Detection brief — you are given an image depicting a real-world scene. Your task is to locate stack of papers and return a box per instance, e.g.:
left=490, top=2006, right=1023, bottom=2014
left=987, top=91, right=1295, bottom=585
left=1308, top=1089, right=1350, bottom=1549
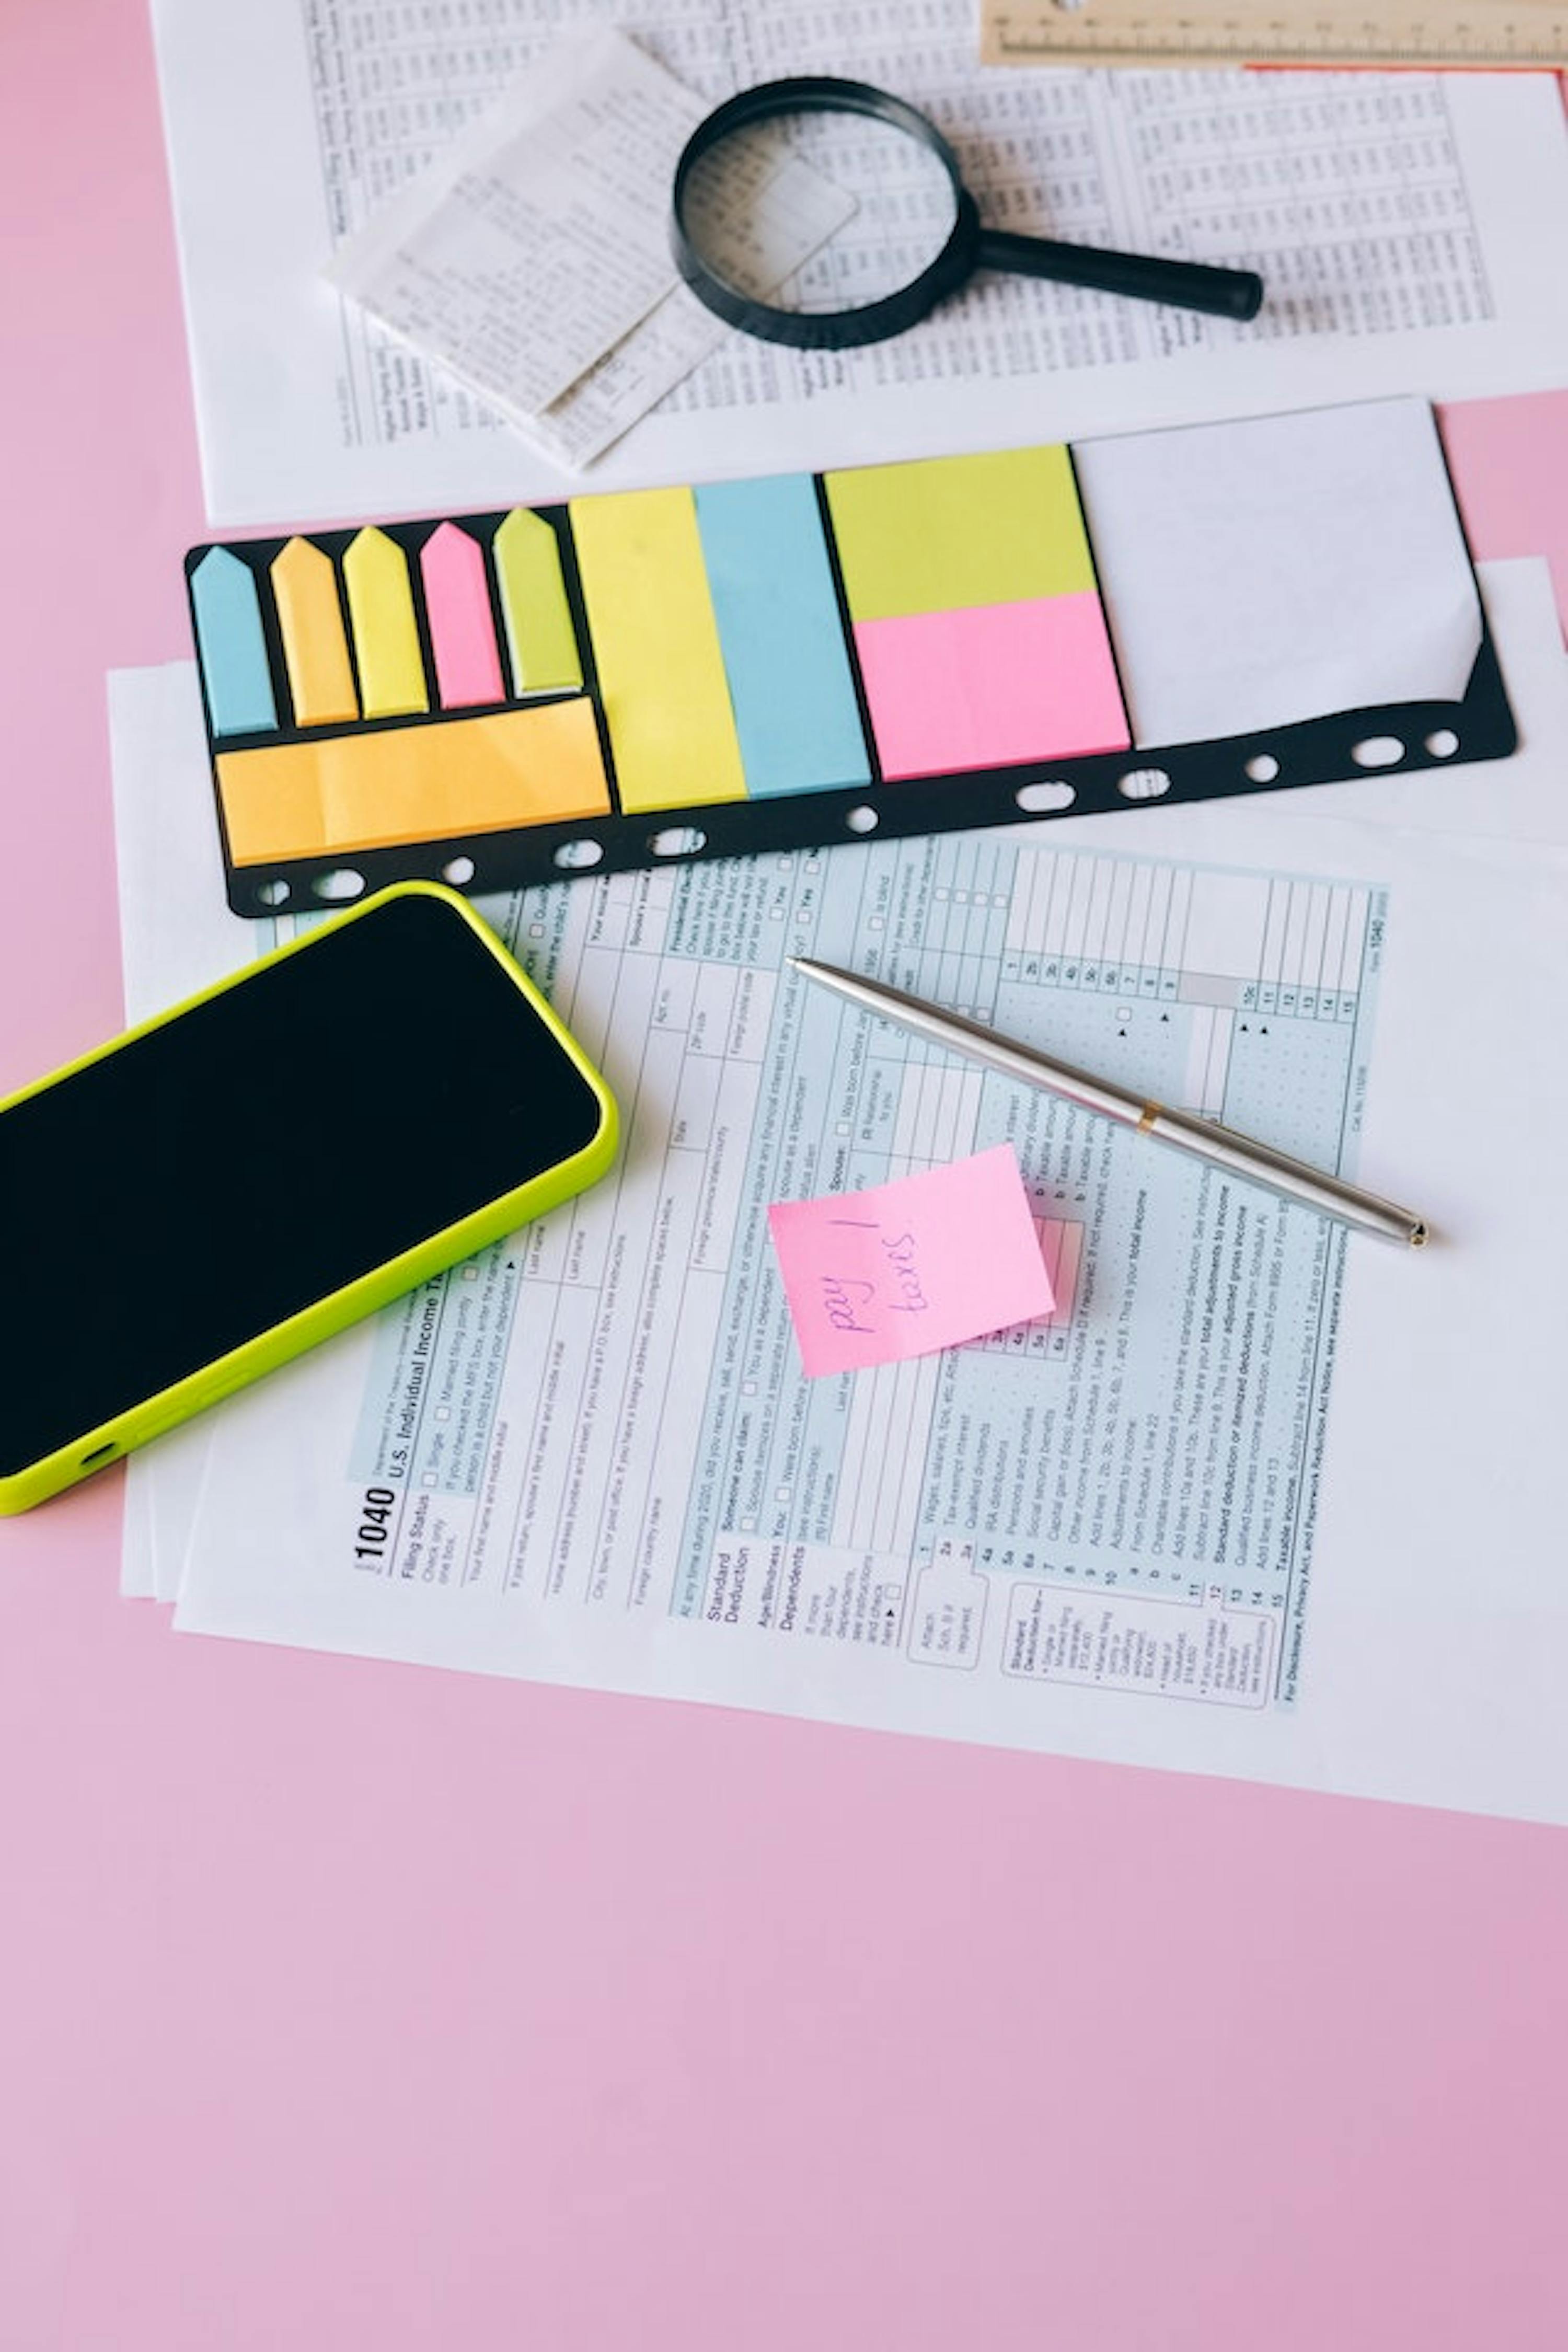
left=112, top=555, right=1568, bottom=1824
left=153, top=0, right=1568, bottom=518
left=113, top=0, right=1568, bottom=1826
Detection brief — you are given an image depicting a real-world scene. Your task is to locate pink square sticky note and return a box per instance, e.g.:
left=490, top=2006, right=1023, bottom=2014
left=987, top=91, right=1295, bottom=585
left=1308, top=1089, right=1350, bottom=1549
left=768, top=1144, right=1055, bottom=1378
left=851, top=593, right=1129, bottom=780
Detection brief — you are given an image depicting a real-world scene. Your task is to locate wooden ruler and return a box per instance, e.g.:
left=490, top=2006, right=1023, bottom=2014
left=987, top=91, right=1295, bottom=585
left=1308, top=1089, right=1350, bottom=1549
left=981, top=0, right=1568, bottom=70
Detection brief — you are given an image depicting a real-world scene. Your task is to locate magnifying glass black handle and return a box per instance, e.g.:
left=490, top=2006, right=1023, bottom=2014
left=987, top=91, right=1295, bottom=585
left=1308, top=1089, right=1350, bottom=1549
left=978, top=229, right=1263, bottom=322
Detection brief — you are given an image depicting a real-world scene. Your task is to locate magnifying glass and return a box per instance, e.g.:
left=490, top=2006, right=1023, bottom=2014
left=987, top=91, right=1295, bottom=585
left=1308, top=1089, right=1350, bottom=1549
left=672, top=77, right=1264, bottom=349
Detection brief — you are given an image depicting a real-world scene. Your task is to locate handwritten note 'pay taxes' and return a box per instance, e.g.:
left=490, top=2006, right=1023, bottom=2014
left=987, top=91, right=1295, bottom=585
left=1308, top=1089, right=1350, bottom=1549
left=767, top=1145, right=1055, bottom=1378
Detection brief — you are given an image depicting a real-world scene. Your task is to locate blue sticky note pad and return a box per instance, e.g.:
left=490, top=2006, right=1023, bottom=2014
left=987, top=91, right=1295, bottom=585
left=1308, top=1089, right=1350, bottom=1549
left=695, top=474, right=872, bottom=799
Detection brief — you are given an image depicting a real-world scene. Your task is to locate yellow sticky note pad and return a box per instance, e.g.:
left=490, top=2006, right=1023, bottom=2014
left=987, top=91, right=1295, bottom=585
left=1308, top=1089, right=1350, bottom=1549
left=217, top=700, right=610, bottom=865
left=570, top=487, right=746, bottom=812
left=824, top=445, right=1096, bottom=621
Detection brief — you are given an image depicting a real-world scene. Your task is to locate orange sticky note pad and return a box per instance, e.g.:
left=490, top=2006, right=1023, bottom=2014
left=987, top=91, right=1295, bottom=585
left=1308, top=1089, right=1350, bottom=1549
left=768, top=1144, right=1055, bottom=1379
left=216, top=699, right=610, bottom=864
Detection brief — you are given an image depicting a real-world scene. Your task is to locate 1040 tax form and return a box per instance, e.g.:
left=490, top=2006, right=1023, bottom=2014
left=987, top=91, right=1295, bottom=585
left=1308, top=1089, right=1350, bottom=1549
left=110, top=583, right=1568, bottom=1824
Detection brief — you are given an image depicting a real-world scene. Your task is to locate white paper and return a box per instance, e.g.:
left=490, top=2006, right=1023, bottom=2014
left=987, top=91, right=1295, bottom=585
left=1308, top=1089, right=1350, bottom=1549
left=326, top=28, right=710, bottom=416
left=324, top=26, right=853, bottom=466
left=1076, top=397, right=1483, bottom=743
left=509, top=152, right=854, bottom=467
left=505, top=282, right=731, bottom=469
left=1210, top=560, right=1568, bottom=844
left=108, top=566, right=1568, bottom=1821
left=151, top=0, right=1568, bottom=523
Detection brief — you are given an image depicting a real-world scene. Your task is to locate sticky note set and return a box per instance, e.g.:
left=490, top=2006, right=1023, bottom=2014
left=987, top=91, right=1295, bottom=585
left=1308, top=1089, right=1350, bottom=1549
left=187, top=397, right=1516, bottom=920
left=768, top=1146, right=1055, bottom=1379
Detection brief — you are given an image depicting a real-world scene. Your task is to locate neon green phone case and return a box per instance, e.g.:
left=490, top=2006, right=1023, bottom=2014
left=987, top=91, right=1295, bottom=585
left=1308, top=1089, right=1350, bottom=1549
left=0, top=883, right=617, bottom=1513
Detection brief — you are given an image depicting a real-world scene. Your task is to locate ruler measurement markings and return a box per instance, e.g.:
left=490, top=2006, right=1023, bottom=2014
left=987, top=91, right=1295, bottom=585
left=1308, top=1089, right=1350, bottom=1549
left=983, top=1, right=1568, bottom=68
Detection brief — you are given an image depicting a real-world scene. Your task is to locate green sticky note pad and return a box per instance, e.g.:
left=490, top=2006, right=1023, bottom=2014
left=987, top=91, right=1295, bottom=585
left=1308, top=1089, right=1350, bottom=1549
left=824, top=444, right=1098, bottom=621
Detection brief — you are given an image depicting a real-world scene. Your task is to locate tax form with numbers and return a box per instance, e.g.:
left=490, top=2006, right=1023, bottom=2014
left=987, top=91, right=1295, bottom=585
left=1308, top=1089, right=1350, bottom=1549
left=348, top=838, right=1375, bottom=1711
left=111, top=618, right=1568, bottom=1824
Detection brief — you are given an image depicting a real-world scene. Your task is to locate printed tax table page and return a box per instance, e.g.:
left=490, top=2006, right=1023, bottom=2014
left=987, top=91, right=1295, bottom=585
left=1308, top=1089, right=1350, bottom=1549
left=152, top=0, right=1568, bottom=521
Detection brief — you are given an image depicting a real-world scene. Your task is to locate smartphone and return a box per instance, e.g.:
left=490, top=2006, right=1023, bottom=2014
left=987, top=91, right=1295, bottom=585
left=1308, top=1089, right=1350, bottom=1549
left=0, top=883, right=616, bottom=1512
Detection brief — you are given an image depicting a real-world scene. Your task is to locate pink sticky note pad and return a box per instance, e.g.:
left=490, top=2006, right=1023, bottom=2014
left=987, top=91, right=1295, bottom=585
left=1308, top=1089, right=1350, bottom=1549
left=852, top=594, right=1129, bottom=780
left=768, top=1144, right=1055, bottom=1378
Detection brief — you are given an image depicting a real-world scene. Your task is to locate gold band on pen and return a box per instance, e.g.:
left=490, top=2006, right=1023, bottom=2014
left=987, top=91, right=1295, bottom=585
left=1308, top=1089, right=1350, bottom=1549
left=1137, top=1101, right=1161, bottom=1134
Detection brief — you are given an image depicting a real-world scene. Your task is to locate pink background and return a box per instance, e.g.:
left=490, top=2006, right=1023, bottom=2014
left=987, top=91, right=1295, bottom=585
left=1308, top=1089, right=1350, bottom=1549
left=3, top=8, right=1567, bottom=2345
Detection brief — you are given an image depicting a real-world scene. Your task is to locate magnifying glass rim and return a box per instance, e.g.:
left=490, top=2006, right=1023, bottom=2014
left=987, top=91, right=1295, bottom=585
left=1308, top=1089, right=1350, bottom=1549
left=671, top=75, right=982, bottom=352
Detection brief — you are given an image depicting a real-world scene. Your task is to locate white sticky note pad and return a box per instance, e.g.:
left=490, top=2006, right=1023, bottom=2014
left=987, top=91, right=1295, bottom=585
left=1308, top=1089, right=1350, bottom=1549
left=1074, top=397, right=1483, bottom=747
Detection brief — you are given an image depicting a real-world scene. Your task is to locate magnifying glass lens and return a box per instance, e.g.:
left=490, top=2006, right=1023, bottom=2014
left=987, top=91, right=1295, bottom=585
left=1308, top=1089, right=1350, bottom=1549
left=677, top=105, right=960, bottom=319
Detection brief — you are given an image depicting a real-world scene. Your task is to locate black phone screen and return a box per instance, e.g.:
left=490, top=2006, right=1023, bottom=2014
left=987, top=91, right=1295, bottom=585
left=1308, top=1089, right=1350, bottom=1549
left=0, top=892, right=604, bottom=1475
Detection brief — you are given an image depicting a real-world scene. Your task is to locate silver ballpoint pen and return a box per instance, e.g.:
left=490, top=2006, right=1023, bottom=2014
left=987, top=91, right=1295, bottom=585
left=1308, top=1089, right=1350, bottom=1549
left=790, top=957, right=1429, bottom=1250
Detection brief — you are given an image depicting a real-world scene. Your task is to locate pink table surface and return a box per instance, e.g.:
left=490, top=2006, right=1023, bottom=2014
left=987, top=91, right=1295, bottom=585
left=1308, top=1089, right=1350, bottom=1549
left=3, top=10, right=1566, bottom=2348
